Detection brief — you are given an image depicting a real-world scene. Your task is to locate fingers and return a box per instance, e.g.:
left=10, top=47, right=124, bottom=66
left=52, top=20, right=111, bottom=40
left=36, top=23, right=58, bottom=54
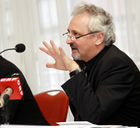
left=42, top=41, right=54, bottom=56
left=39, top=47, right=49, bottom=54
left=59, top=47, right=66, bottom=58
left=42, top=40, right=52, bottom=49
left=50, top=40, right=60, bottom=55
left=39, top=40, right=68, bottom=70
left=46, top=63, right=56, bottom=68
left=40, top=40, right=59, bottom=57
left=39, top=41, right=50, bottom=54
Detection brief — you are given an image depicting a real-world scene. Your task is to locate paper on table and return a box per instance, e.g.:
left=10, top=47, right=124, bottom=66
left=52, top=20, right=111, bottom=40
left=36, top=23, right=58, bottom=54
left=57, top=121, right=132, bottom=128
left=0, top=122, right=97, bottom=128
left=0, top=124, right=97, bottom=128
left=57, top=121, right=94, bottom=125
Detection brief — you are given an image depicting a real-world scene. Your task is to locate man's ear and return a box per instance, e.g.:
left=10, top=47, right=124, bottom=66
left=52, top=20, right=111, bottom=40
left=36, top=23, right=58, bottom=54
left=95, top=32, right=104, bottom=45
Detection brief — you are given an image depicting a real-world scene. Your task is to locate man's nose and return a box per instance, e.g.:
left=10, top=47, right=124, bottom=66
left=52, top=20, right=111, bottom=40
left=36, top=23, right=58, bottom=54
left=66, top=36, right=74, bottom=44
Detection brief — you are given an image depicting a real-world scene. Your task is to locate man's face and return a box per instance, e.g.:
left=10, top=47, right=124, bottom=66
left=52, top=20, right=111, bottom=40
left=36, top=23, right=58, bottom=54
left=66, top=12, right=99, bottom=62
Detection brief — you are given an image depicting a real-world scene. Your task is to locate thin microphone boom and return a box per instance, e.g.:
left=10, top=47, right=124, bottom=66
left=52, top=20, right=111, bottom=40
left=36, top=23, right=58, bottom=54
left=0, top=48, right=15, bottom=54
left=0, top=43, right=26, bottom=54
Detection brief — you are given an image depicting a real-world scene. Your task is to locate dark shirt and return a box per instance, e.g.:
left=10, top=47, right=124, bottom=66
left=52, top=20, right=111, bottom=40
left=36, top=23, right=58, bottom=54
left=0, top=56, right=49, bottom=125
left=62, top=45, right=140, bottom=126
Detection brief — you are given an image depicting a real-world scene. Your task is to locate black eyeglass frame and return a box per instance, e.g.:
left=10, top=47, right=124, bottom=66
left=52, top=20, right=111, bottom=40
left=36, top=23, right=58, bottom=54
left=62, top=31, right=100, bottom=40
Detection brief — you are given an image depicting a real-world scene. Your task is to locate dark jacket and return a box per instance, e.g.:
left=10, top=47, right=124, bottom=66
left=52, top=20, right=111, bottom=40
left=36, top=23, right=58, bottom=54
left=0, top=55, right=49, bottom=125
left=62, top=45, right=140, bottom=126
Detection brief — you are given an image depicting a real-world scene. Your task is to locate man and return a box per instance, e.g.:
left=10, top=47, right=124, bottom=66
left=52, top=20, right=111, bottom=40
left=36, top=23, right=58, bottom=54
left=0, top=55, right=49, bottom=125
left=40, top=2, right=140, bottom=126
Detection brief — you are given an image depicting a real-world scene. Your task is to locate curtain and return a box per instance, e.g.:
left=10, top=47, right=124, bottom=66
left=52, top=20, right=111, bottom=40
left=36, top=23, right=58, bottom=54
left=0, top=0, right=140, bottom=121
left=0, top=0, right=70, bottom=94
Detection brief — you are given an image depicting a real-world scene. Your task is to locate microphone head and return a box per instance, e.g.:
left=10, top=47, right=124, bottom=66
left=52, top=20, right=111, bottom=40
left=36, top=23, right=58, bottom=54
left=15, top=43, right=26, bottom=53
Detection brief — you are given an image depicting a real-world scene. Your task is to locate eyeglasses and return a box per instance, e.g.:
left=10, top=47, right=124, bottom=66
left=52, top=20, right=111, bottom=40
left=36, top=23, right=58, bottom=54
left=62, top=31, right=100, bottom=41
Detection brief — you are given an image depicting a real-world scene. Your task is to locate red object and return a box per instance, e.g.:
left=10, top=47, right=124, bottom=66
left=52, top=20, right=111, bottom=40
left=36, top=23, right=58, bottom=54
left=0, top=77, right=23, bottom=100
left=34, top=90, right=69, bottom=126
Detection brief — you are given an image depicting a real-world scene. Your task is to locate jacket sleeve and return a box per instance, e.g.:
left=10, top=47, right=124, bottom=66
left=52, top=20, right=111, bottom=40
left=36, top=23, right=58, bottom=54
left=62, top=59, right=135, bottom=124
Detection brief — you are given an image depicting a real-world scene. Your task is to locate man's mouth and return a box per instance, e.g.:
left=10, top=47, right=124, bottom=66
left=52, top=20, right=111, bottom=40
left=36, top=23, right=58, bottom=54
left=71, top=47, right=77, bottom=50
left=71, top=47, right=78, bottom=53
left=70, top=44, right=78, bottom=52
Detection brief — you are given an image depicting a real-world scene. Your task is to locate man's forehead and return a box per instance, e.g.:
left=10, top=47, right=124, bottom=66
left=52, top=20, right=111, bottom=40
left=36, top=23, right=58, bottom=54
left=68, top=13, right=91, bottom=32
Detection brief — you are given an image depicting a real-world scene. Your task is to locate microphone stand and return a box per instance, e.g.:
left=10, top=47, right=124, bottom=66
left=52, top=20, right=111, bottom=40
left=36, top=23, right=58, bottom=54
left=0, top=101, right=10, bottom=124
left=0, top=87, right=12, bottom=124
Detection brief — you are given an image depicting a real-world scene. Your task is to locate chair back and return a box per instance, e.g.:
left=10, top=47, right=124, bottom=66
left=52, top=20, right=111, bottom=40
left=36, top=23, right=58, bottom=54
left=34, top=90, right=69, bottom=125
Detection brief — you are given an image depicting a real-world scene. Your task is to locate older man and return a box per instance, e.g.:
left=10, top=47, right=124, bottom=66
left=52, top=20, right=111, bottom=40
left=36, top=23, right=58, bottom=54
left=40, top=2, right=140, bottom=126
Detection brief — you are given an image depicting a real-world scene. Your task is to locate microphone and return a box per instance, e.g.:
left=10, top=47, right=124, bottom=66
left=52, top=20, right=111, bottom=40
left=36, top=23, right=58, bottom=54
left=0, top=43, right=26, bottom=54
left=0, top=77, right=23, bottom=108
left=15, top=44, right=26, bottom=53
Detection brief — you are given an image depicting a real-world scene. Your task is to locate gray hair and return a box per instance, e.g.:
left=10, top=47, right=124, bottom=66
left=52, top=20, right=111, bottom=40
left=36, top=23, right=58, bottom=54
left=72, top=2, right=116, bottom=46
